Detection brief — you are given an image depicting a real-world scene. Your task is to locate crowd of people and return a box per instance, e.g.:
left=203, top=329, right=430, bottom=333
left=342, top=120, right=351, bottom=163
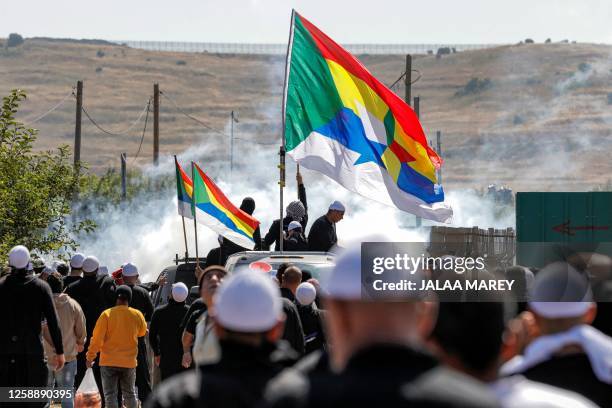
left=1, top=196, right=611, bottom=407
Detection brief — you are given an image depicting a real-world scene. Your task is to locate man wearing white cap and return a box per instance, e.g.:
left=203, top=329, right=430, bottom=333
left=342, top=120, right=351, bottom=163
left=264, top=168, right=309, bottom=251
left=0, top=245, right=66, bottom=402
left=64, top=252, right=85, bottom=287
left=284, top=221, right=308, bottom=251
left=264, top=243, right=497, bottom=407
left=296, top=282, right=326, bottom=355
left=149, top=282, right=190, bottom=380
left=65, top=255, right=116, bottom=398
left=307, top=200, right=345, bottom=252
left=501, top=262, right=612, bottom=406
left=147, top=271, right=298, bottom=408
left=121, top=262, right=154, bottom=403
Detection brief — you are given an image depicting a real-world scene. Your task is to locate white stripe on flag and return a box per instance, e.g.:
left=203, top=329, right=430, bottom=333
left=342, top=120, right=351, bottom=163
left=288, top=132, right=453, bottom=223
left=193, top=205, right=256, bottom=249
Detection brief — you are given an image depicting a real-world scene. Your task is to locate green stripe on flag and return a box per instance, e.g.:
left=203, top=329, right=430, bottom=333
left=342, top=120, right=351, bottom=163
left=285, top=15, right=344, bottom=152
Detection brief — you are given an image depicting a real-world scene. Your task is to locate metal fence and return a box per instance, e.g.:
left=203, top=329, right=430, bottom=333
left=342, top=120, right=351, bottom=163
left=115, top=41, right=504, bottom=55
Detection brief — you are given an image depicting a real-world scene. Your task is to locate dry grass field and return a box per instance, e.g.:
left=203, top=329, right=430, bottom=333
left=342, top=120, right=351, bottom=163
left=1, top=39, right=611, bottom=192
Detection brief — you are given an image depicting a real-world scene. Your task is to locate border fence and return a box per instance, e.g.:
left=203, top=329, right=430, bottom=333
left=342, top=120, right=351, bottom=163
left=116, top=41, right=505, bottom=55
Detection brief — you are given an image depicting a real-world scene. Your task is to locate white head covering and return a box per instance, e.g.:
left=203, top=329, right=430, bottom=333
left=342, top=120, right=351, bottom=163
left=122, top=262, right=138, bottom=277
left=70, top=253, right=86, bottom=269
left=97, top=266, right=109, bottom=276
left=82, top=256, right=100, bottom=273
left=8, top=245, right=30, bottom=269
left=288, top=221, right=302, bottom=231
left=529, top=262, right=593, bottom=318
left=296, top=282, right=317, bottom=305
left=329, top=200, right=346, bottom=212
left=214, top=271, right=282, bottom=332
left=172, top=282, right=189, bottom=302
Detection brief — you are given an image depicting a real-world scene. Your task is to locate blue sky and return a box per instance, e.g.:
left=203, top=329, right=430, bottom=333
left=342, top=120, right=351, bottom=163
left=2, top=0, right=611, bottom=44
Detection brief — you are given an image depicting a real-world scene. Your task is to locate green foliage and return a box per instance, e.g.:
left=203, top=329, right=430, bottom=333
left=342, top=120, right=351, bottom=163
left=7, top=33, right=24, bottom=47
left=0, top=89, right=95, bottom=263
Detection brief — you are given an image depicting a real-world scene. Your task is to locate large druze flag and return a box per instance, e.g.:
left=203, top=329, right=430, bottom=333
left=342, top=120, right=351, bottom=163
left=283, top=12, right=453, bottom=223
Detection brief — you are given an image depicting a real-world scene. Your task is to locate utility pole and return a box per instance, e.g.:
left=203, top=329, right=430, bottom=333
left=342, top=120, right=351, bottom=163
left=405, top=55, right=412, bottom=107
left=230, top=111, right=237, bottom=175
left=414, top=95, right=422, bottom=228
left=74, top=80, right=83, bottom=169
left=153, top=83, right=160, bottom=166
left=121, top=153, right=127, bottom=200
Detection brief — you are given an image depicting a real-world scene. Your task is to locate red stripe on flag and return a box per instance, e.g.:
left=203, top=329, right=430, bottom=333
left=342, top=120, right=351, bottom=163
left=297, top=13, right=441, bottom=168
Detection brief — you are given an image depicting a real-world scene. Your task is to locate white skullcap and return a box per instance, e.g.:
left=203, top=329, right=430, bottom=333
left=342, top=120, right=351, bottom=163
left=8, top=245, right=30, bottom=269
left=329, top=200, right=346, bottom=212
left=97, top=266, right=109, bottom=276
left=172, top=282, right=189, bottom=302
left=82, top=256, right=100, bottom=273
left=288, top=221, right=302, bottom=231
left=70, top=253, right=85, bottom=269
left=42, top=266, right=55, bottom=275
left=529, top=261, right=593, bottom=318
left=214, top=271, right=282, bottom=332
left=122, top=262, right=138, bottom=277
left=324, top=244, right=363, bottom=300
left=296, top=282, right=317, bottom=305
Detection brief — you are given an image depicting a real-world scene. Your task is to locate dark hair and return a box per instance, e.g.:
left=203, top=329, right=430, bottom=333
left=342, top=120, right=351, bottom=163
left=430, top=286, right=506, bottom=372
left=198, top=265, right=227, bottom=287
left=56, top=263, right=69, bottom=276
left=301, top=270, right=312, bottom=282
left=46, top=272, right=64, bottom=294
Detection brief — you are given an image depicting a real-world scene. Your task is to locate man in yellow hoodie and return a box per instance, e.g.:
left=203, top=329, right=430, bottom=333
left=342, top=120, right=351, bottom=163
left=86, top=285, right=147, bottom=408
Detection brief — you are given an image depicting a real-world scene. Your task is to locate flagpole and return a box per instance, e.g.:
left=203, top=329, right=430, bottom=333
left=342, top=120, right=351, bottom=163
left=191, top=162, right=199, bottom=262
left=181, top=215, right=189, bottom=260
left=279, top=9, right=297, bottom=252
left=175, top=155, right=190, bottom=261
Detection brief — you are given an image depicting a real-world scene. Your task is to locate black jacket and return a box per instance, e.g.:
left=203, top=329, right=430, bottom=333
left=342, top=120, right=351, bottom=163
left=65, top=274, right=116, bottom=336
left=127, top=283, right=154, bottom=322
left=204, top=247, right=228, bottom=269
left=146, top=340, right=298, bottom=408
left=264, top=184, right=308, bottom=251
left=149, top=299, right=189, bottom=369
left=264, top=344, right=499, bottom=408
left=522, top=353, right=612, bottom=407
left=180, top=298, right=207, bottom=334
left=298, top=304, right=326, bottom=355
left=222, top=225, right=263, bottom=255
left=284, top=232, right=309, bottom=252
left=0, top=272, right=63, bottom=357
left=281, top=297, right=305, bottom=356
left=307, top=215, right=337, bottom=252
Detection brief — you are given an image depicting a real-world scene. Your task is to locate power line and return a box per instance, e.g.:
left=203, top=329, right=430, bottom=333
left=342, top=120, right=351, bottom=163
left=81, top=99, right=151, bottom=137
left=20, top=89, right=75, bottom=126
left=131, top=98, right=152, bottom=163
left=389, top=69, right=422, bottom=91
left=159, top=90, right=228, bottom=137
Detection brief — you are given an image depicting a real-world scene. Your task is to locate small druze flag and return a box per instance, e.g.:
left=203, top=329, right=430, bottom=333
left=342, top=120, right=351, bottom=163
left=283, top=12, right=452, bottom=223
left=191, top=162, right=260, bottom=249
left=175, top=156, right=194, bottom=219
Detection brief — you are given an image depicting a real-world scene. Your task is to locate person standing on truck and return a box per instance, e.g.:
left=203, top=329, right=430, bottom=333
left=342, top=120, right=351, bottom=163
left=307, top=201, right=345, bottom=252
left=0, top=245, right=65, bottom=407
left=149, top=283, right=190, bottom=381
left=264, top=170, right=308, bottom=250
left=86, top=285, right=147, bottom=408
left=65, top=255, right=115, bottom=400
left=284, top=221, right=309, bottom=251
left=121, top=262, right=154, bottom=404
